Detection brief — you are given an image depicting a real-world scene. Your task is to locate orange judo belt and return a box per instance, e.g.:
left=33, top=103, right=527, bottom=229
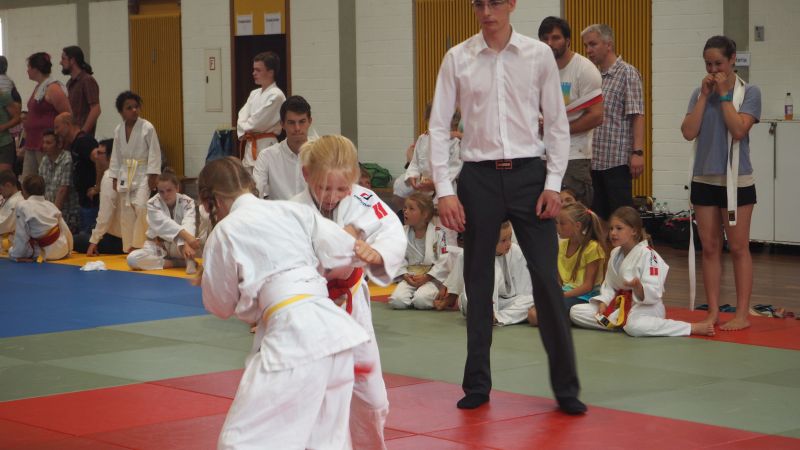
left=595, top=289, right=634, bottom=329
left=239, top=132, right=278, bottom=161
left=30, top=225, right=60, bottom=248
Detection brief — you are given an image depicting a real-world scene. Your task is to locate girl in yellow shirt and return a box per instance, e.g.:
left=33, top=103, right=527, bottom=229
left=528, top=202, right=607, bottom=325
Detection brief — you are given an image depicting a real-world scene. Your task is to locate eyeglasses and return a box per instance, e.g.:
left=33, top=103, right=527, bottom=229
left=471, top=0, right=508, bottom=10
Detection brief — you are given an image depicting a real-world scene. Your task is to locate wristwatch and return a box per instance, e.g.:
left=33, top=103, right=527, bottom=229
left=631, top=149, right=644, bottom=156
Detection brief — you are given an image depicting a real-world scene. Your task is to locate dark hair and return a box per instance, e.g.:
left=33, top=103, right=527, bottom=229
left=704, top=35, right=736, bottom=59
left=538, top=16, right=571, bottom=41
left=280, top=95, right=311, bottom=122
left=0, top=169, right=16, bottom=186
left=198, top=157, right=257, bottom=226
left=115, top=91, right=142, bottom=113
left=99, top=138, right=113, bottom=159
left=22, top=175, right=46, bottom=196
left=63, top=46, right=93, bottom=75
left=158, top=167, right=180, bottom=187
left=42, top=129, right=57, bottom=140
left=253, top=51, right=280, bottom=74
left=0, top=56, right=7, bottom=75
left=27, top=52, right=52, bottom=75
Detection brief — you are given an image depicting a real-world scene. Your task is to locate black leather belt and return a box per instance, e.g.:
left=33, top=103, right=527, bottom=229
left=471, top=157, right=538, bottom=170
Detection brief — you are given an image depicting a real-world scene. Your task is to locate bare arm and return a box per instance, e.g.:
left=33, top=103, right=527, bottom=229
left=681, top=76, right=713, bottom=140
left=82, top=103, right=101, bottom=134
left=0, top=102, right=21, bottom=132
left=45, top=84, right=71, bottom=114
left=55, top=185, right=68, bottom=210
left=569, top=102, right=604, bottom=135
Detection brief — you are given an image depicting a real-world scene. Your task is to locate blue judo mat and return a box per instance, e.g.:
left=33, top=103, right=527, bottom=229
left=0, top=259, right=206, bottom=337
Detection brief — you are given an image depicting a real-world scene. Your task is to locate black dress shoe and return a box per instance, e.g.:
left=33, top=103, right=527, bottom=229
left=557, top=396, right=587, bottom=415
left=457, top=393, right=489, bottom=409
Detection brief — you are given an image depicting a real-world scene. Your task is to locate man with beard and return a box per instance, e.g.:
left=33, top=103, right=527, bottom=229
left=539, top=17, right=603, bottom=207
left=60, top=46, right=101, bottom=136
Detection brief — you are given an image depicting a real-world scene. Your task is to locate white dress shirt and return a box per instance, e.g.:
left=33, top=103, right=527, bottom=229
left=429, top=30, right=570, bottom=197
left=252, top=140, right=307, bottom=200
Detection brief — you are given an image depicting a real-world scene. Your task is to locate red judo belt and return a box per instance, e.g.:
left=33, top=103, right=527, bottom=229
left=327, top=267, right=364, bottom=315
left=239, top=132, right=277, bottom=161
left=596, top=289, right=634, bottom=329
left=30, top=225, right=60, bottom=248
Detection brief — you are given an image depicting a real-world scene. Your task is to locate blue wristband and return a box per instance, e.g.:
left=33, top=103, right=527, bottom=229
left=719, top=93, right=733, bottom=102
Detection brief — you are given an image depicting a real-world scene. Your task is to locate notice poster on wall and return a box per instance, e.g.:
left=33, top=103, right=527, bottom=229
left=236, top=14, right=253, bottom=36
left=264, top=13, right=281, bottom=35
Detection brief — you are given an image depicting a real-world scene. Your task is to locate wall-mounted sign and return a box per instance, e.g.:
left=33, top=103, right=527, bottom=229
left=736, top=52, right=751, bottom=67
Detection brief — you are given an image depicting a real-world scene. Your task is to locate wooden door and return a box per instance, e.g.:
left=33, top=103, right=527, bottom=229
left=129, top=12, right=184, bottom=176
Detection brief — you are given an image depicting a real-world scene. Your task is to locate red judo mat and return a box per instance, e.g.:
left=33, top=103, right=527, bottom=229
left=1, top=371, right=799, bottom=449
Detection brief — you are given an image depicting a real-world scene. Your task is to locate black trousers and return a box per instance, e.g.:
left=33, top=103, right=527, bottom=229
left=590, top=165, right=633, bottom=221
left=72, top=232, right=124, bottom=255
left=458, top=159, right=580, bottom=399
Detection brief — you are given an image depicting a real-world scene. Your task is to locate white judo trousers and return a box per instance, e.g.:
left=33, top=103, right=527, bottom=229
left=9, top=195, right=73, bottom=261
left=569, top=241, right=691, bottom=337
left=454, top=243, right=534, bottom=325
left=292, top=185, right=406, bottom=450
left=110, top=117, right=162, bottom=251
left=202, top=196, right=370, bottom=450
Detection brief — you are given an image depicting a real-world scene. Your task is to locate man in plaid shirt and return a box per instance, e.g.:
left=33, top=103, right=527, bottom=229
left=582, top=24, right=645, bottom=220
left=38, top=129, right=79, bottom=231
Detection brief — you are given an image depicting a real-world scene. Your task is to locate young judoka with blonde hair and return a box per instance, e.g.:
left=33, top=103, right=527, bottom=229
left=198, top=157, right=381, bottom=449
left=126, top=168, right=199, bottom=273
left=292, top=134, right=406, bottom=450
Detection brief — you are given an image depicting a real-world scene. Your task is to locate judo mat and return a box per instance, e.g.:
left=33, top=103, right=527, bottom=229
left=1, top=258, right=800, bottom=449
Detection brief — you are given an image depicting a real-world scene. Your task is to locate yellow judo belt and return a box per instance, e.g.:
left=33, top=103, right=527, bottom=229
left=261, top=294, right=313, bottom=323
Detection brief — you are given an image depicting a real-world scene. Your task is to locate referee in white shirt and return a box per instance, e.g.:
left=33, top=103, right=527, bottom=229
left=429, top=0, right=585, bottom=415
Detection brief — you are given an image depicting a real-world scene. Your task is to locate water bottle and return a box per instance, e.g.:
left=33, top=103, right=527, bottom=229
left=654, top=202, right=662, bottom=214
left=663, top=201, right=670, bottom=214
left=786, top=93, right=794, bottom=120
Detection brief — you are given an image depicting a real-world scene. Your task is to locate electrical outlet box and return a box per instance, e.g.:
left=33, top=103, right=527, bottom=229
left=755, top=25, right=765, bottom=41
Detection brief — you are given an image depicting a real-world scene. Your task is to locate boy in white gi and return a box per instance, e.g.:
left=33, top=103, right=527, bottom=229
left=388, top=192, right=450, bottom=310
left=127, top=168, right=199, bottom=273
left=570, top=207, right=715, bottom=337
left=237, top=51, right=285, bottom=172
left=109, top=91, right=161, bottom=252
left=292, top=135, right=406, bottom=450
left=0, top=169, right=23, bottom=251
left=198, top=157, right=375, bottom=450
left=9, top=175, right=73, bottom=261
left=252, top=95, right=311, bottom=200
left=441, top=221, right=535, bottom=325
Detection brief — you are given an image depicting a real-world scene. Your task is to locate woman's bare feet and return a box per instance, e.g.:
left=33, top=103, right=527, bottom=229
left=699, top=311, right=719, bottom=327
left=720, top=316, right=750, bottom=331
left=690, top=321, right=715, bottom=336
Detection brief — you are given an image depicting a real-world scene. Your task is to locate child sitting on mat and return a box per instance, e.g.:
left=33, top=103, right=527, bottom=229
left=9, top=174, right=73, bottom=261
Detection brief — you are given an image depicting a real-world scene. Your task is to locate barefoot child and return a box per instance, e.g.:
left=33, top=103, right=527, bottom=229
left=528, top=203, right=606, bottom=326
left=293, top=135, right=406, bottom=450
left=388, top=192, right=450, bottom=310
left=199, top=157, right=373, bottom=449
left=127, top=168, right=199, bottom=273
left=569, top=206, right=715, bottom=337
left=9, top=175, right=73, bottom=261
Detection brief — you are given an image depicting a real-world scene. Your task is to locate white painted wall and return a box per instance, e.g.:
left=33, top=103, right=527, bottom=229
left=512, top=0, right=561, bottom=37
left=651, top=0, right=724, bottom=210
left=354, top=0, right=414, bottom=175
left=181, top=0, right=233, bottom=177
left=0, top=4, right=77, bottom=103
left=89, top=0, right=130, bottom=140
left=749, top=0, right=800, bottom=120
left=290, top=0, right=341, bottom=136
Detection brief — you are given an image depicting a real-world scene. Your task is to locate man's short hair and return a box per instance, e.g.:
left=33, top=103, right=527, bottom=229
left=538, top=16, right=571, bottom=41
left=280, top=95, right=311, bottom=122
left=0, top=56, right=8, bottom=75
left=0, top=169, right=16, bottom=186
left=253, top=51, right=280, bottom=74
left=581, top=23, right=614, bottom=45
left=22, top=175, right=46, bottom=196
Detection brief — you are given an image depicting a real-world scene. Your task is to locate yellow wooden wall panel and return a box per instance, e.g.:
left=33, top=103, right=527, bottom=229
left=130, top=12, right=184, bottom=176
left=414, top=0, right=478, bottom=135
left=565, top=0, right=653, bottom=197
